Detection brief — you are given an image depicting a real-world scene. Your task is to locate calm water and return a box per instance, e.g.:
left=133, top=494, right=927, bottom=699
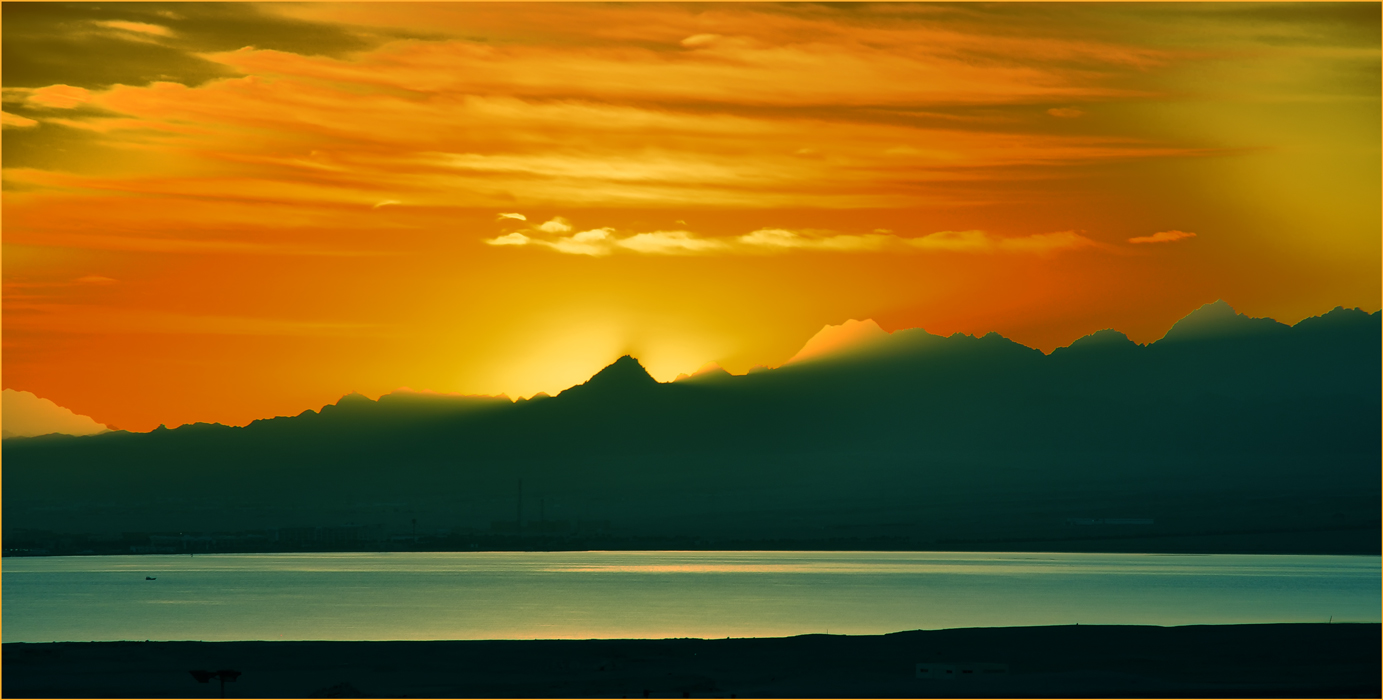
left=2, top=551, right=1378, bottom=642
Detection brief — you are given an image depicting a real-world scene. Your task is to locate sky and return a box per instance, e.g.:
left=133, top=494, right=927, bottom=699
left=2, top=2, right=1379, bottom=432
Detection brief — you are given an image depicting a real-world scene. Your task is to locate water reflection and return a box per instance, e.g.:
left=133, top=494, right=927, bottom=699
left=3, top=551, right=1378, bottom=642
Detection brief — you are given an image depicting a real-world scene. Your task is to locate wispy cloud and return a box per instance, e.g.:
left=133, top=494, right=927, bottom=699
left=3, top=302, right=381, bottom=337
left=2, top=111, right=39, bottom=128
left=1128, top=230, right=1196, bottom=244
left=487, top=232, right=531, bottom=247
left=0, top=220, right=396, bottom=257
left=91, top=19, right=175, bottom=39
left=486, top=220, right=1101, bottom=257
left=0, top=7, right=1215, bottom=212
left=618, top=230, right=731, bottom=255
left=25, top=85, right=93, bottom=109
left=992, top=230, right=1100, bottom=254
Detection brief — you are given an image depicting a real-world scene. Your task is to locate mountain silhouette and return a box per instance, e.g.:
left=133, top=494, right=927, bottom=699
left=675, top=362, right=734, bottom=383
left=1160, top=299, right=1289, bottom=342
left=559, top=354, right=659, bottom=397
left=784, top=318, right=891, bottom=365
left=1057, top=328, right=1138, bottom=352
left=4, top=303, right=1378, bottom=555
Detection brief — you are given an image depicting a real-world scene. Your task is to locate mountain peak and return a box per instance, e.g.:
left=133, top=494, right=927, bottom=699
left=1160, top=300, right=1289, bottom=343
left=785, top=318, right=890, bottom=365
left=337, top=391, right=373, bottom=405
left=1187, top=299, right=1237, bottom=322
left=676, top=361, right=734, bottom=383
left=692, top=361, right=724, bottom=376
left=1066, top=328, right=1137, bottom=350
left=581, top=355, right=659, bottom=390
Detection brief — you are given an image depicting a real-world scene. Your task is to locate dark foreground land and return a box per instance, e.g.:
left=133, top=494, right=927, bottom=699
left=4, top=623, right=1378, bottom=698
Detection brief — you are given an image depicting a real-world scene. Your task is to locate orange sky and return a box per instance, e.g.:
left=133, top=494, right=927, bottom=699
left=3, top=3, right=1379, bottom=431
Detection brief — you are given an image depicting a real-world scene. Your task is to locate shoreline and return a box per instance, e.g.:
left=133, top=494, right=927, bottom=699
left=6, top=521, right=1379, bottom=558
left=5, top=623, right=1379, bottom=698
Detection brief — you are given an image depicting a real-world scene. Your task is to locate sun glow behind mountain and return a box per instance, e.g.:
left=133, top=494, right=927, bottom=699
left=784, top=319, right=892, bottom=365
left=1, top=3, right=1378, bottom=431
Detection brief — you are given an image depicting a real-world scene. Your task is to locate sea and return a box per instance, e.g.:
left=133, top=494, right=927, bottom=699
left=2, top=551, right=1378, bottom=642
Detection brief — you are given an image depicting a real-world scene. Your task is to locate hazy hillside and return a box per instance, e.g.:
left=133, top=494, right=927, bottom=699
left=4, top=302, right=1378, bottom=555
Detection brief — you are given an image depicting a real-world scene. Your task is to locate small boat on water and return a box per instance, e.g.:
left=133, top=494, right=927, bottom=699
left=145, top=576, right=156, bottom=580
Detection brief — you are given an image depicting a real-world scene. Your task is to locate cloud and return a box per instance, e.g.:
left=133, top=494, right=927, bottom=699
left=620, top=230, right=729, bottom=255
left=26, top=85, right=93, bottom=109
left=2, top=111, right=39, bottom=128
left=680, top=34, right=722, bottom=48
left=486, top=227, right=625, bottom=256
left=1047, top=107, right=1084, bottom=118
left=0, top=3, right=1352, bottom=222
left=1128, top=230, right=1196, bottom=244
left=0, top=229, right=389, bottom=257
left=485, top=219, right=1102, bottom=257
left=547, top=228, right=616, bottom=256
left=497, top=212, right=527, bottom=221
left=487, top=232, right=531, bottom=246
left=905, top=229, right=1100, bottom=255
left=250, top=4, right=1172, bottom=110
left=1, top=389, right=108, bottom=439
left=737, top=228, right=894, bottom=252
left=2, top=303, right=381, bottom=337
left=539, top=216, right=573, bottom=233
left=908, top=230, right=994, bottom=252
left=92, top=19, right=176, bottom=38
left=996, top=230, right=1100, bottom=254
left=3, top=37, right=1209, bottom=213
left=75, top=275, right=118, bottom=284
left=372, top=200, right=401, bottom=208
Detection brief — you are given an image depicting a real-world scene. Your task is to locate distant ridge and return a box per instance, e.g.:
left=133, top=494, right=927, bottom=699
left=784, top=318, right=890, bottom=365
left=3, top=301, right=1377, bottom=557
left=675, top=362, right=733, bottom=383
left=1159, top=299, right=1289, bottom=342
left=1057, top=328, right=1140, bottom=353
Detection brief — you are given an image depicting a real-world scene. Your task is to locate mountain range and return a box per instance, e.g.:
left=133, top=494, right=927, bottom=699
left=4, top=301, right=1378, bottom=555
